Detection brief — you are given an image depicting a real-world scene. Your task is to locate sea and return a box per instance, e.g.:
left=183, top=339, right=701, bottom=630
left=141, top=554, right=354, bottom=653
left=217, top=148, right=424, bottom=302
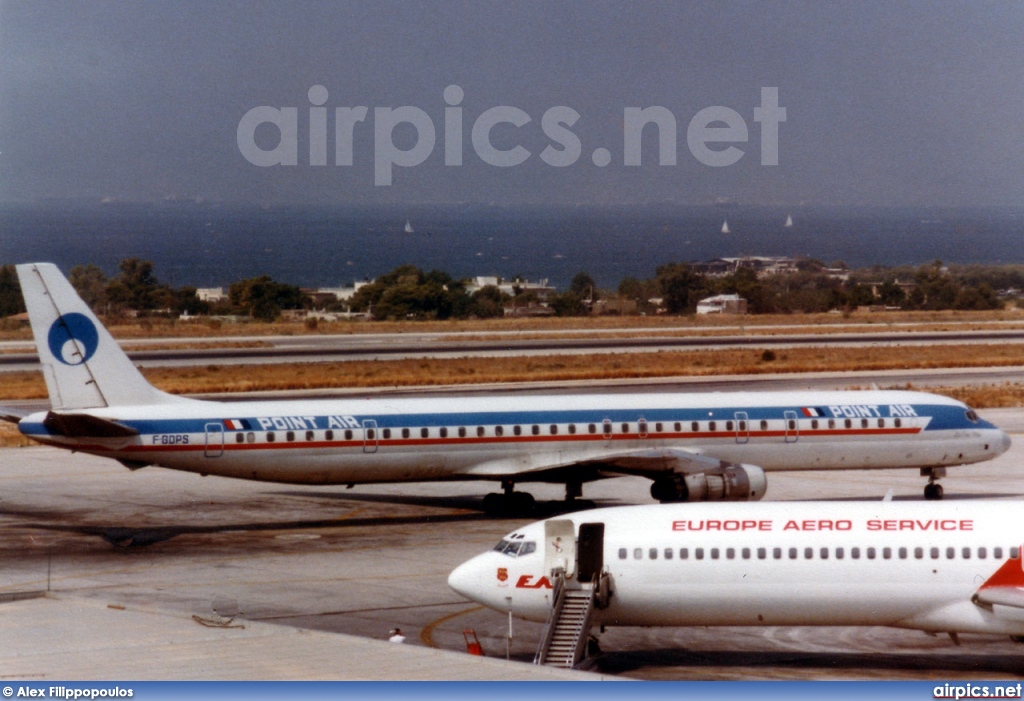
left=2, top=202, right=1023, bottom=290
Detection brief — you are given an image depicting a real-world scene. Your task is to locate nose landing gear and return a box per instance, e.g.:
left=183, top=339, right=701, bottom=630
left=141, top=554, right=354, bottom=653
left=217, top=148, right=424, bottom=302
left=922, top=467, right=946, bottom=501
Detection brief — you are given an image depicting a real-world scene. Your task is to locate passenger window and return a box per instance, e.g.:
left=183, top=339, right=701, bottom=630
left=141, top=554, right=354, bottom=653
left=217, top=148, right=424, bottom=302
left=757, top=548, right=766, bottom=560
left=247, top=432, right=255, bottom=443
left=649, top=548, right=658, bottom=560
left=760, top=420, right=768, bottom=430
left=664, top=548, right=673, bottom=560
left=1014, top=547, right=1021, bottom=559
left=588, top=424, right=597, bottom=434
left=365, top=429, right=374, bottom=440
left=819, top=547, right=828, bottom=559
left=514, top=425, right=522, bottom=436
left=878, top=418, right=885, bottom=428
left=621, top=423, right=629, bottom=433
left=995, top=547, right=1004, bottom=559
left=691, top=421, right=699, bottom=432
left=851, top=547, right=861, bottom=559
left=883, top=547, right=892, bottom=559
left=235, top=433, right=244, bottom=443
left=549, top=424, right=558, bottom=435
left=382, top=429, right=390, bottom=439
left=568, top=424, right=576, bottom=434
left=861, top=418, right=869, bottom=429
left=804, top=547, right=813, bottom=559
left=421, top=428, right=429, bottom=438
left=639, top=420, right=648, bottom=434
left=725, top=421, right=733, bottom=431
left=305, top=430, right=314, bottom=441
left=618, top=548, right=627, bottom=560
left=709, top=421, right=716, bottom=432
left=680, top=548, right=689, bottom=560
left=788, top=419, right=796, bottom=430
left=867, top=547, right=876, bottom=559
left=845, top=419, right=852, bottom=429
left=962, top=547, right=971, bottom=559
left=710, top=548, right=719, bottom=560
left=788, top=548, right=797, bottom=560
left=931, top=547, right=940, bottom=559
left=695, top=548, right=705, bottom=560
left=742, top=548, right=751, bottom=559
left=344, top=429, right=352, bottom=440
left=914, top=547, right=923, bottom=559
left=835, top=547, right=844, bottom=560
left=403, top=428, right=410, bottom=438
left=978, top=547, right=987, bottom=559
left=458, top=427, right=466, bottom=438
left=267, top=432, right=275, bottom=443
left=324, top=430, right=333, bottom=441
left=674, top=422, right=681, bottom=431
left=946, top=547, right=955, bottom=559
left=655, top=422, right=663, bottom=433
left=811, top=419, right=818, bottom=429
left=439, top=427, right=448, bottom=438
left=532, top=425, right=540, bottom=436
left=828, top=419, right=835, bottom=429
left=476, top=426, right=485, bottom=437
left=286, top=431, right=295, bottom=441
left=633, top=548, right=642, bottom=560
left=898, top=547, right=907, bottom=559
left=495, top=426, right=504, bottom=437
left=895, top=418, right=902, bottom=428
left=726, top=548, right=735, bottom=559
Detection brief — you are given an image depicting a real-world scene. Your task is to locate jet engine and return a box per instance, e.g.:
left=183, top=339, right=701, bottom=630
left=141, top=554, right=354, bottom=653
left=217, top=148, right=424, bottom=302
left=649, top=463, right=766, bottom=503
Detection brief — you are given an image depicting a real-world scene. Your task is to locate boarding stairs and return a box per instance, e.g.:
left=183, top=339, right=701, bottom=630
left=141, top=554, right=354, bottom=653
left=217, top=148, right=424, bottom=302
left=533, top=573, right=599, bottom=668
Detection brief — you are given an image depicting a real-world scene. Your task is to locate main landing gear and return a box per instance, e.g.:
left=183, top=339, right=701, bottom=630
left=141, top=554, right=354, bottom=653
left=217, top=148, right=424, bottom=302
left=922, top=467, right=945, bottom=501
left=481, top=480, right=594, bottom=516
left=482, top=480, right=536, bottom=516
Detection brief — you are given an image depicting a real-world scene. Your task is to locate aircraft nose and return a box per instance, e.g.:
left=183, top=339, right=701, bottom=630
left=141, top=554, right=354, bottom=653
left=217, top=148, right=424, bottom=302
left=1001, top=430, right=1012, bottom=454
left=448, top=556, right=485, bottom=602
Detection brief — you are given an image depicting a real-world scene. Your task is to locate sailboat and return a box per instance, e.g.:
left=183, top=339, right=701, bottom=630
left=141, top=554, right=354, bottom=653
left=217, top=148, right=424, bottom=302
left=785, top=214, right=793, bottom=228
left=404, top=220, right=414, bottom=234
left=721, top=220, right=730, bottom=234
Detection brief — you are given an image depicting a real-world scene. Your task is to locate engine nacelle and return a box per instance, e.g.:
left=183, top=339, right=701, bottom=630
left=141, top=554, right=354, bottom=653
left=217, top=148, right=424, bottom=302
left=651, top=463, right=767, bottom=503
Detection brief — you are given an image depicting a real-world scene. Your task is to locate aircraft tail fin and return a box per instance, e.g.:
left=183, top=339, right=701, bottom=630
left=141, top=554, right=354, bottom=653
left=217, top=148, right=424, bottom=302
left=972, top=546, right=1024, bottom=612
left=16, top=262, right=189, bottom=410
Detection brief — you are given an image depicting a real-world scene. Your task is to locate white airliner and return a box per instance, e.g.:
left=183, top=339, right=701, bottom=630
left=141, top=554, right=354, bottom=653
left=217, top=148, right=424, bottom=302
left=447, top=501, right=1024, bottom=660
left=3, top=263, right=1011, bottom=510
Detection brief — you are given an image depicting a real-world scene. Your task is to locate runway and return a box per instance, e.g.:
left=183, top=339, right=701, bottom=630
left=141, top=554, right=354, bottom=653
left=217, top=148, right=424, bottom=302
left=4, top=327, right=1024, bottom=370
left=1, top=404, right=1023, bottom=680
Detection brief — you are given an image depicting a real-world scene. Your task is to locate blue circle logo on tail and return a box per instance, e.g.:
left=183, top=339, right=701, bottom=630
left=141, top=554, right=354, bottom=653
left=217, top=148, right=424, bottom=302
left=47, top=313, right=100, bottom=366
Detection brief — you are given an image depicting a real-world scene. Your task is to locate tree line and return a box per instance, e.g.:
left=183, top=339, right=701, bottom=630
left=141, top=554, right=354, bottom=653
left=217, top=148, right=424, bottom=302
left=0, top=257, right=1016, bottom=323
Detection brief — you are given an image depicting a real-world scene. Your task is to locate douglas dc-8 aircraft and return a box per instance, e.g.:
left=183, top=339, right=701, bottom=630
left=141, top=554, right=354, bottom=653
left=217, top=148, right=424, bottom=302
left=447, top=501, right=1024, bottom=664
left=2, top=263, right=1011, bottom=511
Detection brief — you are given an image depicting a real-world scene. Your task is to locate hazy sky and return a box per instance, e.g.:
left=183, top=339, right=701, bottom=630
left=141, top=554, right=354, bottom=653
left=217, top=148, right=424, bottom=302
left=2, top=1, right=1022, bottom=206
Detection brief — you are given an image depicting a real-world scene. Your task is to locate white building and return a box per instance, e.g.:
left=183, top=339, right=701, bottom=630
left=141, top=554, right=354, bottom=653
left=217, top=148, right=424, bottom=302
left=696, top=294, right=748, bottom=315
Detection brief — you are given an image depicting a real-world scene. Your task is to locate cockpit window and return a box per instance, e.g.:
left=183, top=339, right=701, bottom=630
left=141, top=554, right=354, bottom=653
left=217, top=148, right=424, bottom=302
left=965, top=409, right=979, bottom=423
left=492, top=539, right=537, bottom=557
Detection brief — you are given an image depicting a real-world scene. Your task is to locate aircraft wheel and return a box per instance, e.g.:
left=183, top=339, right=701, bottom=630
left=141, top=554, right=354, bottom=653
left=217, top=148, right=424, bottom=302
left=511, top=491, right=536, bottom=514
left=482, top=493, right=503, bottom=514
left=924, top=483, right=944, bottom=501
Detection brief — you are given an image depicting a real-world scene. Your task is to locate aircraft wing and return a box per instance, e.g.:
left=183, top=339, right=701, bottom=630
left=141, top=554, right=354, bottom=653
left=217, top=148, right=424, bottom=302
left=462, top=446, right=733, bottom=479
left=972, top=550, right=1024, bottom=614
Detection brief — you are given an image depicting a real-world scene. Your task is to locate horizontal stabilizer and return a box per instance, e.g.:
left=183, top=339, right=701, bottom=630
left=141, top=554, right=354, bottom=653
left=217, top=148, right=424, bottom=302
left=42, top=411, right=139, bottom=438
left=0, top=408, right=27, bottom=424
